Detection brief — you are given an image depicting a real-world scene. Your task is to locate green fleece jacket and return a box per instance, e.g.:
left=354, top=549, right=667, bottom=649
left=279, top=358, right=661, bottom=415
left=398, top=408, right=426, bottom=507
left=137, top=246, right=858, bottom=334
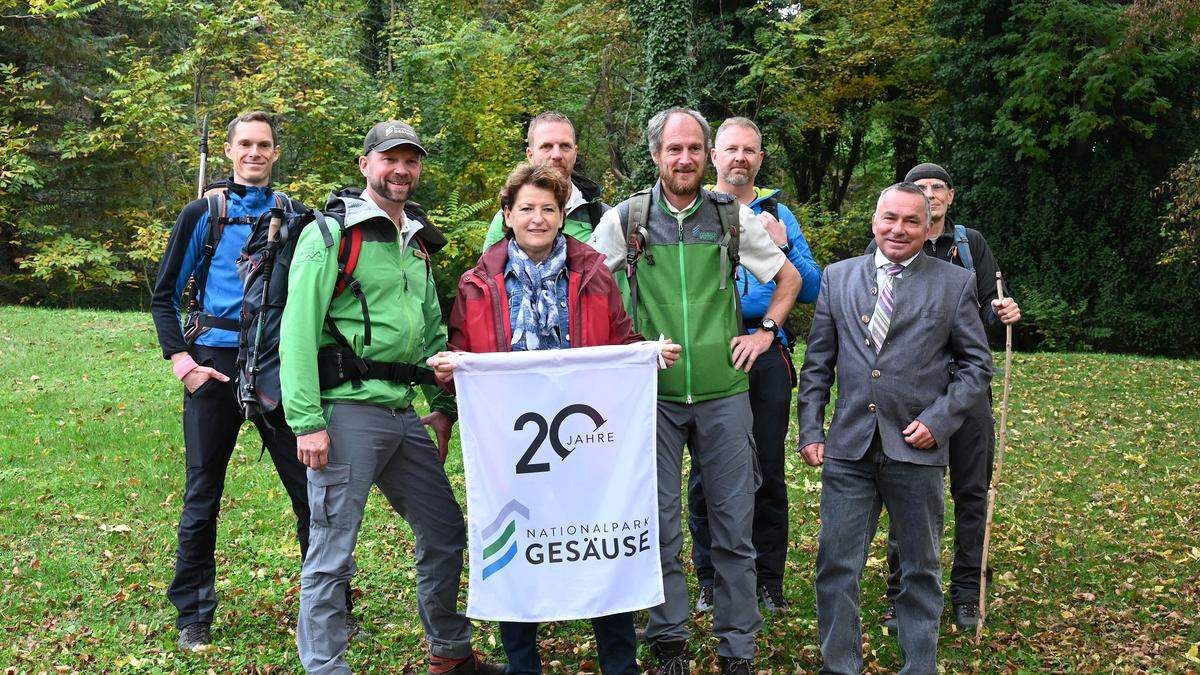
left=279, top=192, right=454, bottom=435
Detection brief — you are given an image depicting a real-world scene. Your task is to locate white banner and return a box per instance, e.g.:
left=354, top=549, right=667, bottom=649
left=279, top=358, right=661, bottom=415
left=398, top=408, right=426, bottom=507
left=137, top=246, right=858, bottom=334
left=453, top=342, right=664, bottom=622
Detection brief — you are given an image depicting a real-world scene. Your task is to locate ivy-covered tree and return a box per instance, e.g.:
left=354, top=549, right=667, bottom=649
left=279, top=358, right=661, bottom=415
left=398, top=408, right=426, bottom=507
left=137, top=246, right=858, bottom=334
left=629, top=0, right=697, bottom=185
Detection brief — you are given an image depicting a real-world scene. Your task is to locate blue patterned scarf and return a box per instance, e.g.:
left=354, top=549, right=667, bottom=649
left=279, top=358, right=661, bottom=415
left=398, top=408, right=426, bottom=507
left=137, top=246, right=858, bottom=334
left=507, top=235, right=568, bottom=351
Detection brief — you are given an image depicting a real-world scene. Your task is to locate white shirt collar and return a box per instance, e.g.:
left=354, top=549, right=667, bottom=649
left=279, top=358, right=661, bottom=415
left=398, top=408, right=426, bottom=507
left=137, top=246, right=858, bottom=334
left=663, top=195, right=699, bottom=215
left=874, top=248, right=919, bottom=270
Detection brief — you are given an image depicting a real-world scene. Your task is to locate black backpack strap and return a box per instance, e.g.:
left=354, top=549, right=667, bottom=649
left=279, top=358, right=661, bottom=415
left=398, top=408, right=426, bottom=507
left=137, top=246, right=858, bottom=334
left=192, top=190, right=227, bottom=309
left=622, top=190, right=653, bottom=325
left=953, top=223, right=975, bottom=272
left=759, top=196, right=779, bottom=220
left=713, top=195, right=741, bottom=291
left=316, top=347, right=437, bottom=390
left=586, top=200, right=603, bottom=228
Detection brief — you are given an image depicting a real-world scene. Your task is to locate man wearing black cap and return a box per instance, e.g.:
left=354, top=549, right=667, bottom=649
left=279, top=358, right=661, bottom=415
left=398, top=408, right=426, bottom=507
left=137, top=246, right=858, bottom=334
left=867, top=162, right=1020, bottom=631
left=281, top=121, right=503, bottom=674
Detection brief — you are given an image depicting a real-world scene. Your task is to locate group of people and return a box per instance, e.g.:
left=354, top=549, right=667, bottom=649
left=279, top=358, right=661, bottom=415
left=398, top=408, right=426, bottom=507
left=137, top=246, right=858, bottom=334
left=150, top=105, right=1020, bottom=674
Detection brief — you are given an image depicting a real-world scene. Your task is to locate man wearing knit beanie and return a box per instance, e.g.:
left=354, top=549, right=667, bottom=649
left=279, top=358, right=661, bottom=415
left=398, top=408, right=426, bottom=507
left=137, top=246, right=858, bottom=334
left=867, top=162, right=1021, bottom=631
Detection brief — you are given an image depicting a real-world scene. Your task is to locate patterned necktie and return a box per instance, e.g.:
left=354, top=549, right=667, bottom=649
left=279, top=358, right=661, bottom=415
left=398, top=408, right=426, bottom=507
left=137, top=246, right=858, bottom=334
left=868, top=263, right=904, bottom=352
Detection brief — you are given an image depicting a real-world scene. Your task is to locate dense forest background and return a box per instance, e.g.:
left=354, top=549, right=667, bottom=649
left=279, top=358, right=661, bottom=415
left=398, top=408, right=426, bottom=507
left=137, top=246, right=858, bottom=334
left=1, top=0, right=1198, bottom=354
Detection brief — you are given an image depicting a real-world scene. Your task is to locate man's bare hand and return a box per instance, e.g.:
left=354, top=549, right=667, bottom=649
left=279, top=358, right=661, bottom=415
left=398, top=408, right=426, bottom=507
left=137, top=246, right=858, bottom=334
left=992, top=297, right=1021, bottom=325
left=182, top=366, right=229, bottom=393
left=426, top=352, right=458, bottom=386
left=731, top=330, right=775, bottom=372
left=902, top=420, right=936, bottom=449
left=800, top=442, right=825, bottom=466
left=422, top=411, right=454, bottom=464
left=758, top=211, right=788, bottom=247
left=659, top=339, right=682, bottom=369
left=298, top=430, right=331, bottom=470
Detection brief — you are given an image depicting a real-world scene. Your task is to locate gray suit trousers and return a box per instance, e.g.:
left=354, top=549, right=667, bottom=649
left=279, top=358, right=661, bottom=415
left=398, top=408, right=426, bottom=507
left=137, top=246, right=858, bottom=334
left=816, top=435, right=943, bottom=675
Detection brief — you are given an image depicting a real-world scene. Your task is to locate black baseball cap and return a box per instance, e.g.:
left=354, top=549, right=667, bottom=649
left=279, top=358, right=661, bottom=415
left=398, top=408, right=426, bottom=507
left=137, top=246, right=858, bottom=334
left=363, top=121, right=427, bottom=156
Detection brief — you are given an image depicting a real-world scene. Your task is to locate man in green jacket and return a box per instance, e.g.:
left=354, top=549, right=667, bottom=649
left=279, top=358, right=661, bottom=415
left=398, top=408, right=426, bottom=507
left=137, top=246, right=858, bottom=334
left=588, top=107, right=802, bottom=675
left=480, top=111, right=608, bottom=250
left=280, top=121, right=502, bottom=675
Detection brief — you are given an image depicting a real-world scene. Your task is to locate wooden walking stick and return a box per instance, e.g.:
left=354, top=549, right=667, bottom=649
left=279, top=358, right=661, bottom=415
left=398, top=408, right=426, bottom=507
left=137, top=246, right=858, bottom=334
left=976, top=271, right=1013, bottom=642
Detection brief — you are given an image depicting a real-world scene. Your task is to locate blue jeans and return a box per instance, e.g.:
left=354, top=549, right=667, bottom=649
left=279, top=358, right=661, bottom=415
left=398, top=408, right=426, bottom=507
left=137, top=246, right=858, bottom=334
left=499, top=613, right=637, bottom=674
left=815, top=436, right=944, bottom=675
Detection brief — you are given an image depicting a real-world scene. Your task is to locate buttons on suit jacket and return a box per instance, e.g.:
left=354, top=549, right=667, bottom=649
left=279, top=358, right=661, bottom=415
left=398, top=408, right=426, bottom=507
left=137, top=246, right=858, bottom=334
left=861, top=314, right=870, bottom=324
left=867, top=403, right=877, bottom=412
left=871, top=369, right=881, bottom=378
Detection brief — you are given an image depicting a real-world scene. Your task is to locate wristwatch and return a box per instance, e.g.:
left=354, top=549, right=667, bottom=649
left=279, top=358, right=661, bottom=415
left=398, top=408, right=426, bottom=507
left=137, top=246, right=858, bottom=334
left=778, top=242, right=791, bottom=253
left=759, top=318, right=780, bottom=337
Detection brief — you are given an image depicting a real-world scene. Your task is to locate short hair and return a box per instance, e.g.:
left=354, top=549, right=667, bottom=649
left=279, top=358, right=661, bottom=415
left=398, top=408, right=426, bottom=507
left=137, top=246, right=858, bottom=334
left=498, top=162, right=572, bottom=236
left=646, top=107, right=712, bottom=156
left=714, top=117, right=763, bottom=147
left=526, top=111, right=576, bottom=147
left=226, top=111, right=278, bottom=146
left=876, top=182, right=932, bottom=223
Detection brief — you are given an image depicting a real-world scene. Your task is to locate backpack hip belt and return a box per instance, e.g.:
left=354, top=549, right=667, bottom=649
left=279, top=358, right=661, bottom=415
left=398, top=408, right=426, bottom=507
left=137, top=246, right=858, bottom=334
left=316, top=346, right=437, bottom=390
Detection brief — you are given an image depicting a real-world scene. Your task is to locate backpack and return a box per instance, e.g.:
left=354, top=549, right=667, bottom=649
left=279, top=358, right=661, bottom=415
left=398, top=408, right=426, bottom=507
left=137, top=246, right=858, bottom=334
left=620, top=189, right=741, bottom=324
left=951, top=223, right=975, bottom=272
left=235, top=197, right=442, bottom=420
left=181, top=184, right=288, bottom=344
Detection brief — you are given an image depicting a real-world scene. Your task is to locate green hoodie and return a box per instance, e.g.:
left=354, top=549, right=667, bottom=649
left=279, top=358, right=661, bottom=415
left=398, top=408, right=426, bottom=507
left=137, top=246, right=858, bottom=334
left=279, top=191, right=454, bottom=435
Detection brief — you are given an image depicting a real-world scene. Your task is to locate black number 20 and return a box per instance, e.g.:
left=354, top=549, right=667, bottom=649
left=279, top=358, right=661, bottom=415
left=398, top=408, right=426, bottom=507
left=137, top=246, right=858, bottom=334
left=513, top=404, right=605, bottom=475
left=514, top=412, right=550, bottom=474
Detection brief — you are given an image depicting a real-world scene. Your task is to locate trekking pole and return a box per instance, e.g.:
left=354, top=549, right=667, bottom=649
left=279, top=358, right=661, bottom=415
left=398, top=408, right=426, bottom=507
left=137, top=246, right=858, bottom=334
left=196, top=115, right=209, bottom=199
left=976, top=271, right=1013, bottom=642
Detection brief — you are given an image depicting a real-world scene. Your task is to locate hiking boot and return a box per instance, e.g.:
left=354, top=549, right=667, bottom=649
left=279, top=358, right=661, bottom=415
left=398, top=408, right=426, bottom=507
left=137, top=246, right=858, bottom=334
left=695, top=583, right=714, bottom=613
left=880, top=601, right=898, bottom=633
left=650, top=640, right=690, bottom=675
left=426, top=649, right=506, bottom=674
left=758, top=585, right=791, bottom=614
left=178, top=622, right=211, bottom=651
left=718, top=656, right=754, bottom=675
left=954, top=601, right=981, bottom=630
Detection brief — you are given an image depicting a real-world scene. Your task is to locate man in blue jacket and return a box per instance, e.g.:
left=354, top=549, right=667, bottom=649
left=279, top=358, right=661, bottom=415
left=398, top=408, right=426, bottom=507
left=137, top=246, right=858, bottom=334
left=150, top=111, right=353, bottom=651
left=688, top=116, right=822, bottom=613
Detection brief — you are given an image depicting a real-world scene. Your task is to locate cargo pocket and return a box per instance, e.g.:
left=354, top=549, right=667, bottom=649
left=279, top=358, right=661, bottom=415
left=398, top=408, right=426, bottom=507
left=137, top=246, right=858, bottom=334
left=309, top=462, right=351, bottom=528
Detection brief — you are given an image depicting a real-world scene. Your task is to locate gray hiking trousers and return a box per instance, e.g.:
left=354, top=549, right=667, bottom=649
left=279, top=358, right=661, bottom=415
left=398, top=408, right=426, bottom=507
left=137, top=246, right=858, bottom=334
left=296, top=402, right=473, bottom=674
left=648, top=393, right=763, bottom=659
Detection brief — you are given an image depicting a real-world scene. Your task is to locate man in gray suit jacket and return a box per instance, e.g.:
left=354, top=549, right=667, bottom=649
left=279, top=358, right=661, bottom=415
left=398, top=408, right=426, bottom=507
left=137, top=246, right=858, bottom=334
left=797, top=182, right=992, bottom=674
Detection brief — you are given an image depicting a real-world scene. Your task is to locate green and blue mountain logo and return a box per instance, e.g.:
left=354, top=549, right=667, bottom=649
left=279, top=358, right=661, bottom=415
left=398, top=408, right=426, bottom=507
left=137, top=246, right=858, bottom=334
left=480, top=499, right=529, bottom=580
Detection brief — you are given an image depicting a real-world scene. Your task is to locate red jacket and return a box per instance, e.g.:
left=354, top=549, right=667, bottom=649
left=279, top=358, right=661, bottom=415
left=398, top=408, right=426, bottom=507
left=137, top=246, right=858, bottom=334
left=448, top=236, right=643, bottom=354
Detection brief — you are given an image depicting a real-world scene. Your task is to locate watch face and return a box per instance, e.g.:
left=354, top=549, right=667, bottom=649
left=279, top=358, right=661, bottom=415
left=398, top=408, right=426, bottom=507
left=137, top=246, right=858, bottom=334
left=761, top=319, right=777, bottom=332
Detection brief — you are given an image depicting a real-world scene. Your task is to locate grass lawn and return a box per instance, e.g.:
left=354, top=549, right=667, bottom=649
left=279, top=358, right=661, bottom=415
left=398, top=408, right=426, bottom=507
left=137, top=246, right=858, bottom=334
left=1, top=305, right=1198, bottom=673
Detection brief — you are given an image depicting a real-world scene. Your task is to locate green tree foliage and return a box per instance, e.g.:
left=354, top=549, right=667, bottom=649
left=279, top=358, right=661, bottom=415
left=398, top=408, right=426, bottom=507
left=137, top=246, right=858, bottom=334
left=1, top=0, right=1198, bottom=355
left=931, top=0, right=1200, bottom=354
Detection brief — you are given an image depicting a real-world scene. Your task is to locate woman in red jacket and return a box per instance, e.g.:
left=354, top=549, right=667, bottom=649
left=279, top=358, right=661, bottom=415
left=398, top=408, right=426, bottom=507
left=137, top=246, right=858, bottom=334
left=429, top=162, right=679, bottom=674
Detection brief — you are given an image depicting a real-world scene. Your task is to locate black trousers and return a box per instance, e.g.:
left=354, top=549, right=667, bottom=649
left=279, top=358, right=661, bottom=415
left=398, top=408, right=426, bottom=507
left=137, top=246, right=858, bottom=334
left=499, top=613, right=638, bottom=674
left=688, top=341, right=795, bottom=588
left=886, top=410, right=995, bottom=605
left=167, top=345, right=313, bottom=629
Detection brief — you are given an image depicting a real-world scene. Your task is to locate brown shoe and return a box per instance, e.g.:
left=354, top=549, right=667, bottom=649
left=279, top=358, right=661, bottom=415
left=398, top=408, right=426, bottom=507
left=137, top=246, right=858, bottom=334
left=427, top=649, right=506, bottom=674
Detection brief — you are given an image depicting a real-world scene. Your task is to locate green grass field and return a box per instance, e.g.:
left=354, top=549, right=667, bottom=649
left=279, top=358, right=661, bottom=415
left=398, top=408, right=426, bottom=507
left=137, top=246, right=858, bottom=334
left=1, top=306, right=1198, bottom=673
